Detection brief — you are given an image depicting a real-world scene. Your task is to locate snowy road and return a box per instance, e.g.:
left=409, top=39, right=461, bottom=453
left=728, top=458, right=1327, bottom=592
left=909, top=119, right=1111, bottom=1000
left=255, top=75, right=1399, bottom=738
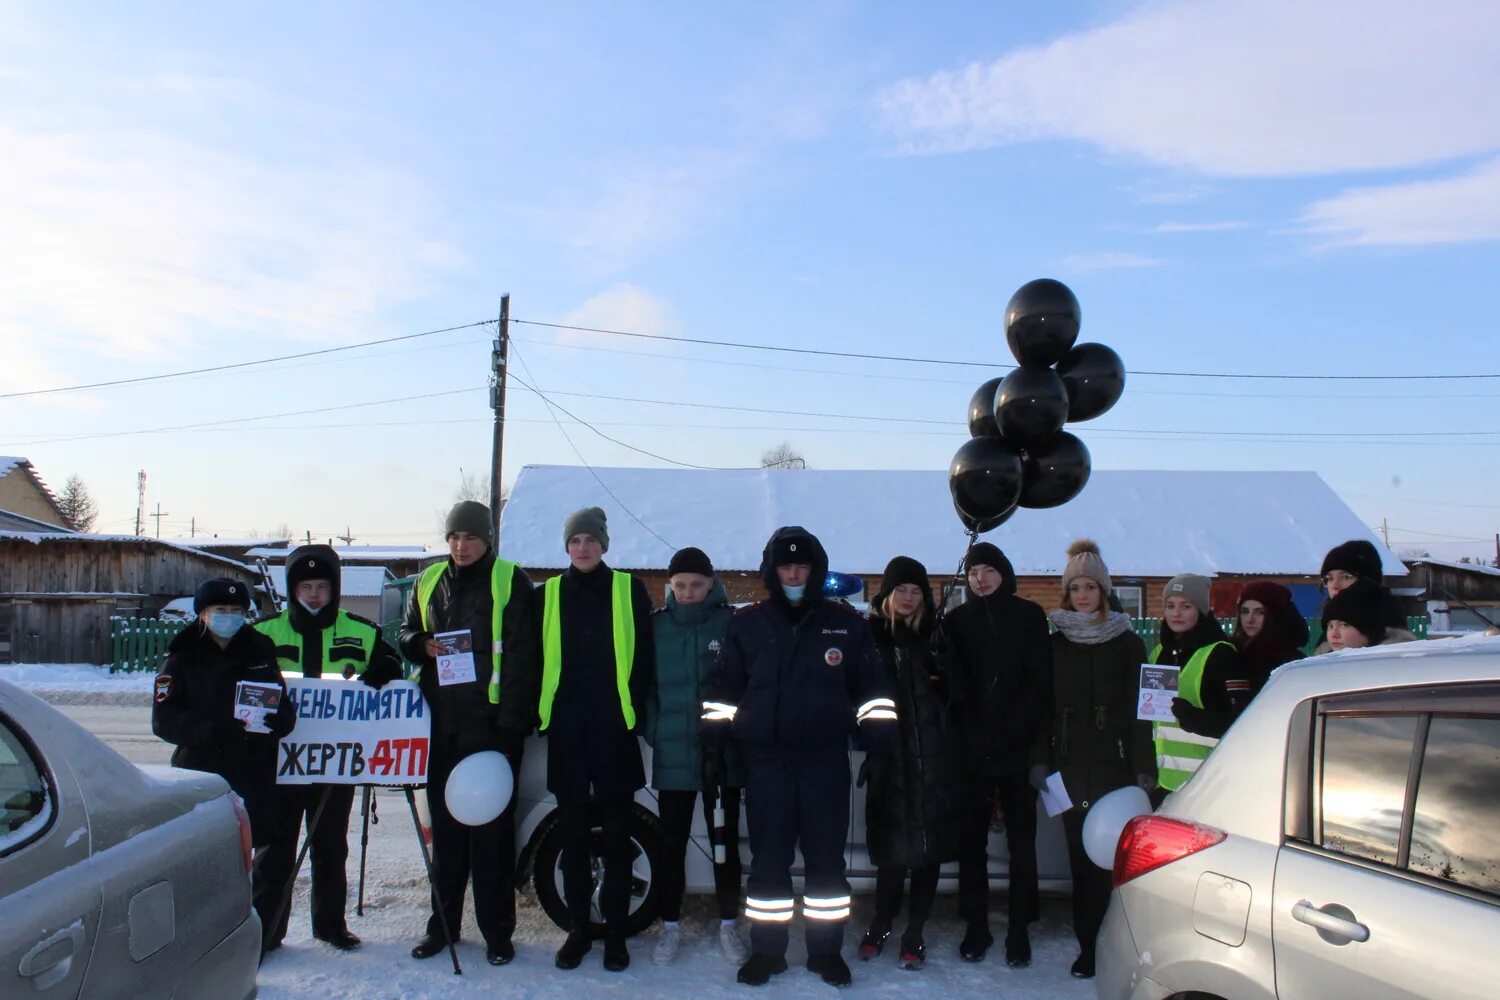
left=33, top=683, right=1098, bottom=1000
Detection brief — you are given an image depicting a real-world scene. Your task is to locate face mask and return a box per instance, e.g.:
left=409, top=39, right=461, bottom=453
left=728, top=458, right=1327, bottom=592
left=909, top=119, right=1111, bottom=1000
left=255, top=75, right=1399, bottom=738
left=207, top=611, right=245, bottom=639
left=782, top=583, right=806, bottom=605
left=297, top=599, right=326, bottom=616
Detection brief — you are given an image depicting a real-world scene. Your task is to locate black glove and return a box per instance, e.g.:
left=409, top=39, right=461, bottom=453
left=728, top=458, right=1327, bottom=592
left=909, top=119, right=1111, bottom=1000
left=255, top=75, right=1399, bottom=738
left=701, top=745, right=725, bottom=797
left=356, top=667, right=392, bottom=689
left=856, top=753, right=892, bottom=794
left=1027, top=763, right=1050, bottom=792
left=496, top=728, right=526, bottom=758
left=1171, top=697, right=1208, bottom=733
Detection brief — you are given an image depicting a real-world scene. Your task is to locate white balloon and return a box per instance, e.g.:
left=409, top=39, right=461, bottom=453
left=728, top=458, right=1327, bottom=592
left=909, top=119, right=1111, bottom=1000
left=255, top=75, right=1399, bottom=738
left=1082, top=785, right=1153, bottom=870
left=444, top=751, right=514, bottom=827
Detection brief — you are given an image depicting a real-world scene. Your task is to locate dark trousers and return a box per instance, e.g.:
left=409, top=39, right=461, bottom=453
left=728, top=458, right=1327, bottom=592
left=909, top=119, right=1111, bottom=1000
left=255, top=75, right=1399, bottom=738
left=957, top=772, right=1039, bottom=936
left=744, top=751, right=851, bottom=959
left=425, top=745, right=521, bottom=947
left=872, top=864, right=940, bottom=937
left=656, top=788, right=742, bottom=921
left=255, top=783, right=355, bottom=944
left=557, top=797, right=634, bottom=937
left=1063, top=808, right=1114, bottom=958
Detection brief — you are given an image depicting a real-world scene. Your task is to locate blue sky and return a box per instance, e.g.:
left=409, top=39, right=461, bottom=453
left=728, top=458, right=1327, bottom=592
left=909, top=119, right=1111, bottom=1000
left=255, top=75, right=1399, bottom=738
left=1, top=0, right=1497, bottom=559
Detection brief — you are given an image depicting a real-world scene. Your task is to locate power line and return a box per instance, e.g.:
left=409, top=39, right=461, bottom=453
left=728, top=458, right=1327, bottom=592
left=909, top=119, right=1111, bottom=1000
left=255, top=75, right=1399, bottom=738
left=510, top=317, right=1500, bottom=381
left=0, top=320, right=493, bottom=400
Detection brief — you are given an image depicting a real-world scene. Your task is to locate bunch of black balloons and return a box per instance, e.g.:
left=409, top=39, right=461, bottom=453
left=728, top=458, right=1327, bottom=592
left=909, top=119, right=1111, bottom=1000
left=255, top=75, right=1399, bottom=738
left=949, top=278, right=1125, bottom=534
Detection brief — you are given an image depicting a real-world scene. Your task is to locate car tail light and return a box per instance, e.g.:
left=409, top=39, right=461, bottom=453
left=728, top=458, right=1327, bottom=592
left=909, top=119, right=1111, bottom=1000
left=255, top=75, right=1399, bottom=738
left=1113, top=814, right=1227, bottom=887
left=229, top=793, right=254, bottom=874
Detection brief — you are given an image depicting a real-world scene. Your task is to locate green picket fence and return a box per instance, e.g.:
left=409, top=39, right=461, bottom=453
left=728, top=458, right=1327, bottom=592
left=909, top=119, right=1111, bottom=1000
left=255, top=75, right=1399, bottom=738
left=110, top=617, right=188, bottom=673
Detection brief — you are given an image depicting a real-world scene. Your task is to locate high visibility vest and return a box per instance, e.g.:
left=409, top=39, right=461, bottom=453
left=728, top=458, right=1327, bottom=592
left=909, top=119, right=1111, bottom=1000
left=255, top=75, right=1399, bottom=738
left=538, top=571, right=636, bottom=732
left=253, top=608, right=378, bottom=678
left=416, top=558, right=517, bottom=705
left=1150, top=640, right=1233, bottom=792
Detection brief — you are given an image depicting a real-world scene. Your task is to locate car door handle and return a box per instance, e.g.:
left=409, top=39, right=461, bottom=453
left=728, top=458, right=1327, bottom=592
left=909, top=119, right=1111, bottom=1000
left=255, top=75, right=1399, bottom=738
left=18, top=920, right=85, bottom=990
left=1292, top=900, right=1370, bottom=944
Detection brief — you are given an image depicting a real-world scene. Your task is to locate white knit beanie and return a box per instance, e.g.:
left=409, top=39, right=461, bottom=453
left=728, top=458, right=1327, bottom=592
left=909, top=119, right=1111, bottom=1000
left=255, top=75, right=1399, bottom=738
left=1061, top=538, right=1112, bottom=597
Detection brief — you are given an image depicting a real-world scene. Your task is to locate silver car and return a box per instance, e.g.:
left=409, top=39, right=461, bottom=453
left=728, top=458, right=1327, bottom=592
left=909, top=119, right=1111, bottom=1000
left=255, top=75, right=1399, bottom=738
left=0, top=680, right=262, bottom=999
left=1095, top=636, right=1500, bottom=1000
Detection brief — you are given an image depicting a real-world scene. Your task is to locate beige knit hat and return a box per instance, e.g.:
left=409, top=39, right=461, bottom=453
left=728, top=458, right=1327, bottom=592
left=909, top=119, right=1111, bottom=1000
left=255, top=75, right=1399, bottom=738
left=1061, top=539, right=1111, bottom=603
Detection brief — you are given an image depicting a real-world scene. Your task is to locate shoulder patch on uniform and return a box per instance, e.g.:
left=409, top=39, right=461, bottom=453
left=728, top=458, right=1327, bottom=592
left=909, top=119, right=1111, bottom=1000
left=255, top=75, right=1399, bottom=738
left=824, top=647, right=844, bottom=666
left=332, top=636, right=364, bottom=648
left=154, top=675, right=172, bottom=703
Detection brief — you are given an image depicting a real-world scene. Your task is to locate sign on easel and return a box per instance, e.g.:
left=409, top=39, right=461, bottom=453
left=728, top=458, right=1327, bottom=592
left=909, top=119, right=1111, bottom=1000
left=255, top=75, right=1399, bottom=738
left=277, top=678, right=431, bottom=785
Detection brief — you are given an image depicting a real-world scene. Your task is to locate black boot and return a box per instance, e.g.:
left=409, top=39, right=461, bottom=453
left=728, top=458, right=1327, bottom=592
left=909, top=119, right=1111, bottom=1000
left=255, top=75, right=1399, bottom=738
left=1005, top=930, right=1031, bottom=968
left=857, top=922, right=890, bottom=961
left=487, top=937, right=516, bottom=966
left=555, top=930, right=592, bottom=970
left=899, top=930, right=925, bottom=971
left=807, top=954, right=852, bottom=987
left=315, top=926, right=361, bottom=951
left=410, top=933, right=451, bottom=960
left=737, top=953, right=789, bottom=986
left=1071, top=952, right=1096, bottom=978
left=603, top=935, right=630, bottom=972
left=958, top=923, right=992, bottom=962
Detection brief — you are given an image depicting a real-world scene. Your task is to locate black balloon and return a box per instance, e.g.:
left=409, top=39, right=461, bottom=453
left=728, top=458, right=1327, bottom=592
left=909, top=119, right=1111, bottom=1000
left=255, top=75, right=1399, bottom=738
left=1056, top=343, right=1125, bottom=422
left=967, top=377, right=1004, bottom=438
left=949, top=436, right=1024, bottom=523
left=1019, top=432, right=1091, bottom=509
left=1004, top=278, right=1081, bottom=367
left=994, top=365, right=1069, bottom=447
left=952, top=496, right=1010, bottom=534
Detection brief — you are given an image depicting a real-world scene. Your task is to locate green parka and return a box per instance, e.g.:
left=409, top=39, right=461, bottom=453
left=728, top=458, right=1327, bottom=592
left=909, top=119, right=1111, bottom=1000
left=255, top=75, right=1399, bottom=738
left=644, top=578, right=746, bottom=791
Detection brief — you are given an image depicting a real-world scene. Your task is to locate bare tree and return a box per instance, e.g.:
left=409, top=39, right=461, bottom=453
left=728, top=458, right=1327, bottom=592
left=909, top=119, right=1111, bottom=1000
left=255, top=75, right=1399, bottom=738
left=760, top=443, right=807, bottom=470
left=56, top=474, right=99, bottom=532
left=454, top=467, right=488, bottom=503
left=272, top=522, right=293, bottom=540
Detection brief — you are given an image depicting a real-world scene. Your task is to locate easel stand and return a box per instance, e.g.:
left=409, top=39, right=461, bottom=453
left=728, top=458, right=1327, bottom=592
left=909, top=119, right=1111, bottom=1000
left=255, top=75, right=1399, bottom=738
left=356, top=786, right=376, bottom=916
left=404, top=785, right=463, bottom=975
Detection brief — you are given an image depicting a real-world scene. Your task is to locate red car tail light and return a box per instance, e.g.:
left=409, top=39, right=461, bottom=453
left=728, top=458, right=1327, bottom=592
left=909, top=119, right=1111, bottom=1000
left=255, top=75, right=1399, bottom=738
left=1113, top=814, right=1227, bottom=887
left=229, top=793, right=254, bottom=874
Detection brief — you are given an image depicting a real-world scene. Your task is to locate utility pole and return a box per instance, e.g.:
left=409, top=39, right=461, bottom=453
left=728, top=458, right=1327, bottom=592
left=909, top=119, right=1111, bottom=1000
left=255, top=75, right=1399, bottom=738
left=338, top=526, right=356, bottom=545
left=1494, top=532, right=1499, bottom=569
left=149, top=502, right=169, bottom=539
left=190, top=517, right=195, bottom=538
left=305, top=530, right=313, bottom=545
left=1380, top=518, right=1389, bottom=547
left=135, top=470, right=147, bottom=536
left=489, top=293, right=511, bottom=544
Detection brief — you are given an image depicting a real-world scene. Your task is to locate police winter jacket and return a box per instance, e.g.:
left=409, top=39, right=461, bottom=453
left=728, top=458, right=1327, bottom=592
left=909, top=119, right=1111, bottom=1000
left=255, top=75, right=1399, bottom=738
left=1156, top=618, right=1249, bottom=739
left=941, top=552, right=1052, bottom=776
left=644, top=577, right=746, bottom=791
left=1038, top=616, right=1153, bottom=809
left=398, top=554, right=540, bottom=741
left=701, top=526, right=896, bottom=757
left=152, top=623, right=296, bottom=840
left=864, top=603, right=963, bottom=869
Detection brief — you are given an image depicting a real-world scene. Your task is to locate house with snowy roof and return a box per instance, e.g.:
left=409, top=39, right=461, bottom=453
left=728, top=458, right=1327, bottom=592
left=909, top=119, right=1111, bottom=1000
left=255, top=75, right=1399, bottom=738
left=497, top=465, right=1405, bottom=618
left=0, top=456, right=68, bottom=530
left=244, top=544, right=438, bottom=580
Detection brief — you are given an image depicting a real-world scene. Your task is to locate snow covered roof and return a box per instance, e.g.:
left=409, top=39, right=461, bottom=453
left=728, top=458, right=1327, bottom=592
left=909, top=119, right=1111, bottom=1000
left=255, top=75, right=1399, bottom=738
left=264, top=565, right=396, bottom=599
left=0, top=508, right=76, bottom=533
left=174, top=537, right=292, bottom=549
left=0, top=456, right=24, bottom=477
left=246, top=546, right=433, bottom=562
left=499, top=464, right=1406, bottom=578
left=0, top=531, right=254, bottom=574
left=1409, top=557, right=1500, bottom=578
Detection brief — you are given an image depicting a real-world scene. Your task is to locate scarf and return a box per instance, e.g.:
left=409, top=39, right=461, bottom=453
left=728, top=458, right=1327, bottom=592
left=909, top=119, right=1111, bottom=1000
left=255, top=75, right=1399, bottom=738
left=1049, top=608, right=1133, bottom=646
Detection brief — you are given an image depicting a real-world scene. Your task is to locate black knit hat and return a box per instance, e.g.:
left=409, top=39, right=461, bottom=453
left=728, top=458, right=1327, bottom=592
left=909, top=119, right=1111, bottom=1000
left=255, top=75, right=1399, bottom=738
left=880, top=555, right=930, bottom=595
left=964, top=542, right=1005, bottom=573
left=1322, top=578, right=1386, bottom=644
left=1321, top=539, right=1383, bottom=582
left=563, top=506, right=609, bottom=552
left=445, top=500, right=493, bottom=546
left=667, top=546, right=713, bottom=578
left=194, top=577, right=251, bottom=614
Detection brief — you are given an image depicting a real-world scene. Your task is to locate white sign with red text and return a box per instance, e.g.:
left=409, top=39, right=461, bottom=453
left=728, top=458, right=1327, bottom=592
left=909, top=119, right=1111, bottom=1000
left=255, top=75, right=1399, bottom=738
left=277, top=678, right=431, bottom=785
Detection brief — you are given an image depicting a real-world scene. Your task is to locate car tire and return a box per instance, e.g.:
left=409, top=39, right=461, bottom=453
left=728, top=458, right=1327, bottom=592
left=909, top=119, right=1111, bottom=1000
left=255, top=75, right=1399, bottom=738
left=530, top=802, right=663, bottom=937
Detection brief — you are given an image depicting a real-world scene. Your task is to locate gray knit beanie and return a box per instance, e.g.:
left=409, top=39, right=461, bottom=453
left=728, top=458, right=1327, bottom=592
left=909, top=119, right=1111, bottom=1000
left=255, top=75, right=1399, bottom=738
left=563, top=506, right=609, bottom=552
left=1162, top=573, right=1212, bottom=618
left=444, top=501, right=492, bottom=546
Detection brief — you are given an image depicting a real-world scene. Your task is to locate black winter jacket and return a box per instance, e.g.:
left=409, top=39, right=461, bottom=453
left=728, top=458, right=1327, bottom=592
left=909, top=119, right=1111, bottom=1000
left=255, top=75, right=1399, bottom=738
left=941, top=554, right=1052, bottom=776
left=864, top=604, right=963, bottom=868
left=1037, top=617, right=1152, bottom=810
left=151, top=623, right=296, bottom=842
left=702, top=526, right=896, bottom=758
left=398, top=555, right=541, bottom=743
left=1153, top=618, right=1249, bottom=740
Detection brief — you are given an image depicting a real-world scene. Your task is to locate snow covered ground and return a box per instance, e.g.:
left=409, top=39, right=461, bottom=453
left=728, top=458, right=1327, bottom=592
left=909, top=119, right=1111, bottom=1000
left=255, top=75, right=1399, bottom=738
left=0, top=663, right=156, bottom=704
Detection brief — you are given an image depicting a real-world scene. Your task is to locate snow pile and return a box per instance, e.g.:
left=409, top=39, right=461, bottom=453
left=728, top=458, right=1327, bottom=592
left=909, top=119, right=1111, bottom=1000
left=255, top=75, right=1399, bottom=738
left=1, top=663, right=156, bottom=693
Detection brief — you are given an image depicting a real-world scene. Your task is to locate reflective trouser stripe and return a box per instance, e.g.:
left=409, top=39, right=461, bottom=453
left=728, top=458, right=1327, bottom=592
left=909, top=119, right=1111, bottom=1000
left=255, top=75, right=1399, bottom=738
left=701, top=700, right=737, bottom=722
left=803, top=895, right=852, bottom=921
left=746, top=897, right=794, bottom=923
left=858, top=709, right=897, bottom=722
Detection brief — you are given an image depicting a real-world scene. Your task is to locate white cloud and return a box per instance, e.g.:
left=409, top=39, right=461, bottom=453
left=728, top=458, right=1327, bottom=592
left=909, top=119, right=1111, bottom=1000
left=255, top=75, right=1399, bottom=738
left=876, top=0, right=1500, bottom=178
left=1151, top=220, right=1250, bottom=234
left=0, top=121, right=462, bottom=378
left=1301, top=157, right=1500, bottom=246
left=555, top=284, right=682, bottom=347
left=1059, top=251, right=1164, bottom=272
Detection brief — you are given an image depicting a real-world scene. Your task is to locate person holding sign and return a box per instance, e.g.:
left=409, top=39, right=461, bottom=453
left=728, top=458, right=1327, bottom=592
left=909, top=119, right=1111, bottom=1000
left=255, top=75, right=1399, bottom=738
left=398, top=501, right=540, bottom=967
left=253, top=545, right=403, bottom=954
left=538, top=507, right=655, bottom=973
left=1148, top=574, right=1249, bottom=800
left=1031, top=540, right=1150, bottom=979
left=152, top=578, right=296, bottom=939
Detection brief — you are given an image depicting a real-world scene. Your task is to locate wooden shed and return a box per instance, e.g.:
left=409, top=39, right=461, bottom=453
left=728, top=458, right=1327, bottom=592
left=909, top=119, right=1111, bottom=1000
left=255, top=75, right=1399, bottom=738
left=0, top=532, right=258, bottom=664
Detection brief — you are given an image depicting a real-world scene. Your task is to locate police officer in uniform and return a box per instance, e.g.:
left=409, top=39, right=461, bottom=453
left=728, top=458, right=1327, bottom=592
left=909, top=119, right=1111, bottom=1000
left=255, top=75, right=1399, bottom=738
left=701, top=526, right=897, bottom=988
left=152, top=577, right=297, bottom=952
left=539, top=506, right=655, bottom=974
left=399, top=501, right=541, bottom=966
left=253, top=545, right=403, bottom=953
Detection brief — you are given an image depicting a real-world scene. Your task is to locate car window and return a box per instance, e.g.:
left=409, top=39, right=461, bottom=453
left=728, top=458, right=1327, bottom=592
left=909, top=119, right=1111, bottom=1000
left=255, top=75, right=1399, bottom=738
left=1318, top=714, right=1418, bottom=866
left=0, top=718, right=51, bottom=848
left=1407, top=716, right=1500, bottom=895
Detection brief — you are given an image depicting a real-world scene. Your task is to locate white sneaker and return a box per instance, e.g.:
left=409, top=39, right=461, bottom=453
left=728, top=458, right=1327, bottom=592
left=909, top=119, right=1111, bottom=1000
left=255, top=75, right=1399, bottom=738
left=652, top=923, right=681, bottom=966
left=718, top=922, right=749, bottom=965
